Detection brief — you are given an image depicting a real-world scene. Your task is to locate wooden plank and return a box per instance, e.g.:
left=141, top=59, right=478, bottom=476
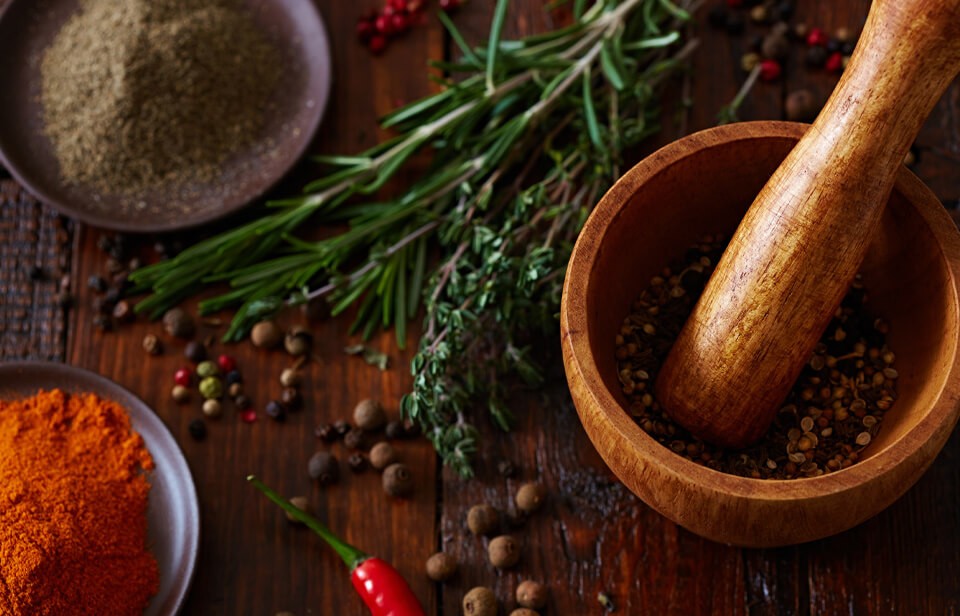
left=0, top=179, right=73, bottom=362
left=65, top=0, right=442, bottom=613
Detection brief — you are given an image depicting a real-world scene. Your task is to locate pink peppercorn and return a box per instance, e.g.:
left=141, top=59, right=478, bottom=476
left=825, top=51, right=844, bottom=72
left=759, top=59, right=782, bottom=81
left=806, top=27, right=828, bottom=47
left=174, top=367, right=193, bottom=387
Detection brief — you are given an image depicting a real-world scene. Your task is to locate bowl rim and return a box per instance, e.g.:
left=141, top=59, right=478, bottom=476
left=561, top=121, right=960, bottom=502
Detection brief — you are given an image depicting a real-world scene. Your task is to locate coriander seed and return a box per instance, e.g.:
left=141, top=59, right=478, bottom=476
left=382, top=463, right=413, bottom=498
left=425, top=551, right=458, bottom=582
left=463, top=587, right=497, bottom=616
left=488, top=535, right=520, bottom=569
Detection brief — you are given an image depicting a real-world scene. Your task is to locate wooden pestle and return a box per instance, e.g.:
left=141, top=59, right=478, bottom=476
left=655, top=0, right=960, bottom=449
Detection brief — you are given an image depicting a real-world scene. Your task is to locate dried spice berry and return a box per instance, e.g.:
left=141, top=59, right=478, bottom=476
left=217, top=354, right=237, bottom=373
left=315, top=423, right=339, bottom=442
left=250, top=320, right=282, bottom=348
left=196, top=360, right=219, bottom=378
left=334, top=419, right=352, bottom=437
left=163, top=307, right=195, bottom=338
left=284, top=326, right=312, bottom=357
left=286, top=496, right=309, bottom=523
left=369, top=442, right=398, bottom=470
left=382, top=463, right=413, bottom=498
left=234, top=394, right=252, bottom=410
left=497, top=460, right=517, bottom=478
left=462, top=587, right=497, bottom=616
left=466, top=503, right=498, bottom=536
left=202, top=398, right=222, bottom=419
left=385, top=420, right=405, bottom=440
left=759, top=59, right=781, bottom=81
left=266, top=400, right=286, bottom=422
left=225, top=369, right=243, bottom=386
left=184, top=341, right=207, bottom=363
left=488, top=535, right=520, bottom=569
left=344, top=428, right=366, bottom=450
left=171, top=385, right=190, bottom=404
left=402, top=419, right=421, bottom=438
left=188, top=419, right=207, bottom=441
left=347, top=452, right=369, bottom=473
left=228, top=382, right=243, bottom=398
left=425, top=552, right=458, bottom=582
left=353, top=399, right=387, bottom=431
left=199, top=376, right=222, bottom=400
left=280, top=387, right=302, bottom=411
left=142, top=334, right=162, bottom=355
left=87, top=274, right=107, bottom=292
left=280, top=368, right=302, bottom=388
left=516, top=580, right=548, bottom=609
left=308, top=452, right=340, bottom=485
left=786, top=89, right=819, bottom=122
left=515, top=482, right=546, bottom=514
left=111, top=300, right=133, bottom=323
left=174, top=367, right=193, bottom=387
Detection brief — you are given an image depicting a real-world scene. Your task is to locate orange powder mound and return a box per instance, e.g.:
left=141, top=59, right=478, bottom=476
left=0, top=389, right=159, bottom=615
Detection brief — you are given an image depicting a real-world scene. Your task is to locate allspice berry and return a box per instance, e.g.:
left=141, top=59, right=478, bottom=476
left=344, top=428, right=366, bottom=450
left=353, top=399, right=386, bottom=431
left=369, top=442, right=397, bottom=470
left=284, top=326, right=312, bottom=357
left=382, top=463, right=413, bottom=498
left=286, top=496, right=309, bottom=523
left=462, top=587, right=497, bottom=616
left=785, top=89, right=819, bottom=122
left=280, top=368, right=302, bottom=388
left=251, top=320, right=282, bottom=348
left=202, top=398, right=222, bottom=419
left=515, top=482, right=546, bottom=514
left=424, top=551, right=458, bottom=582
left=308, top=452, right=340, bottom=485
left=488, top=535, right=520, bottom=569
left=466, top=503, right=499, bottom=536
left=162, top=307, right=195, bottom=338
left=516, top=580, right=548, bottom=609
left=510, top=610, right=539, bottom=616
left=761, top=33, right=789, bottom=60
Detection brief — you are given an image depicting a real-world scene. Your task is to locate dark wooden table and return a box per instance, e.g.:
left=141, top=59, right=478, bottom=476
left=3, top=0, right=959, bottom=614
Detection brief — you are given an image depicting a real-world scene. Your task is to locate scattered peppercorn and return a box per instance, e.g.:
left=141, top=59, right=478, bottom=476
left=196, top=360, right=219, bottom=378
left=286, top=496, right=309, bottom=523
left=228, top=382, right=244, bottom=398
left=785, top=89, right=819, bottom=121
left=516, top=580, right=548, bottom=609
left=369, top=442, right=398, bottom=470
left=315, top=423, right=339, bottom=442
left=344, top=428, right=366, bottom=450
left=385, top=420, right=405, bottom=440
left=163, top=307, right=195, bottom=338
left=425, top=552, right=458, bottom=582
left=805, top=45, right=828, bottom=67
left=171, top=384, right=190, bottom=403
left=202, top=398, right=222, bottom=419
left=87, top=274, right=107, bottom=292
left=497, top=460, right=517, bottom=478
left=174, top=367, right=193, bottom=387
left=111, top=300, right=133, bottom=323
left=234, top=394, right=252, bottom=410
left=92, top=314, right=112, bottom=331
left=251, top=320, right=282, bottom=348
left=598, top=591, right=616, bottom=612
left=347, top=452, right=368, bottom=472
left=225, top=369, right=243, bottom=386
left=334, top=419, right=352, bottom=437
left=466, top=503, right=499, bottom=536
left=217, top=354, right=237, bottom=373
left=759, top=58, right=781, bottom=81
left=308, top=452, right=340, bottom=485
left=142, top=333, right=162, bottom=355
left=402, top=419, right=421, bottom=438
left=382, top=463, right=413, bottom=498
left=515, top=482, right=546, bottom=514
left=284, top=326, right=312, bottom=357
left=266, top=400, right=286, bottom=422
left=280, top=387, right=302, bottom=411
left=280, top=368, right=302, bottom=388
left=183, top=341, right=207, bottom=363
left=188, top=419, right=207, bottom=441
left=199, top=376, right=223, bottom=399
left=353, top=399, right=387, bottom=431
left=488, top=535, right=520, bottom=569
left=462, top=587, right=497, bottom=616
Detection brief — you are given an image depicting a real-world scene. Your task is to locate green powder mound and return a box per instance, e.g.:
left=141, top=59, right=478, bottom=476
left=40, top=0, right=281, bottom=196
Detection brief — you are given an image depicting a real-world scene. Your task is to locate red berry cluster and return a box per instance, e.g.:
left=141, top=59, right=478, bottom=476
left=357, top=0, right=462, bottom=55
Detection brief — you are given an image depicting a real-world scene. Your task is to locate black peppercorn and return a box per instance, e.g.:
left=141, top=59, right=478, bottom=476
left=347, top=452, right=368, bottom=472
left=103, top=286, right=121, bottom=307
left=163, top=307, right=195, bottom=338
left=382, top=463, right=413, bottom=498
left=402, top=419, right=421, bottom=438
left=225, top=370, right=243, bottom=386
left=315, top=423, right=339, bottom=442
left=188, top=419, right=207, bottom=441
left=344, top=428, right=365, bottom=450
left=87, top=274, right=107, bottom=292
left=805, top=45, right=829, bottom=68
left=234, top=394, right=252, bottom=410
left=385, top=420, right=405, bottom=440
left=308, top=451, right=340, bottom=485
left=497, top=460, right=517, bottom=478
left=280, top=387, right=302, bottom=411
left=93, top=314, right=112, bottom=331
left=826, top=38, right=841, bottom=54
left=334, top=419, right=352, bottom=436
left=56, top=292, right=74, bottom=309
left=184, top=341, right=207, bottom=363
left=27, top=265, right=45, bottom=281
left=265, top=400, right=286, bottom=422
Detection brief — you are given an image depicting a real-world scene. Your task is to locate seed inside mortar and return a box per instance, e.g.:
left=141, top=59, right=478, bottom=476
left=614, top=234, right=898, bottom=479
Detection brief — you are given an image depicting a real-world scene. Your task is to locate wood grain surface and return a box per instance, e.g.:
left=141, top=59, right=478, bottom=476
left=1, top=0, right=959, bottom=614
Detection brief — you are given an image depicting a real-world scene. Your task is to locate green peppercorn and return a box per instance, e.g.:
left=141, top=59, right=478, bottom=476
left=199, top=376, right=223, bottom=399
left=466, top=503, right=498, bottom=536
left=382, top=463, right=413, bottom=498
left=425, top=551, right=458, bottom=582
left=488, top=535, right=520, bottom=569
left=515, top=482, right=546, bottom=514
left=462, top=587, right=497, bottom=616
left=516, top=580, right=548, bottom=609
left=308, top=452, right=339, bottom=485
left=196, top=360, right=219, bottom=378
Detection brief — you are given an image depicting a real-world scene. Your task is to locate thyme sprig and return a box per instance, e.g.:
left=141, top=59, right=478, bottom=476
left=131, top=0, right=695, bottom=475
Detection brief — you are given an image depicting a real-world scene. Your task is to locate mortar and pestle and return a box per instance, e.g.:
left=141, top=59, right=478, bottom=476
left=561, top=0, right=960, bottom=546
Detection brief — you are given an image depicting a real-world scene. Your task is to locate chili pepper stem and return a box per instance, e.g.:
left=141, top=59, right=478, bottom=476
left=247, top=475, right=368, bottom=569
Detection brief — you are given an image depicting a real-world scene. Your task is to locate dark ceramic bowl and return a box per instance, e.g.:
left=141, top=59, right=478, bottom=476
left=0, top=361, right=199, bottom=614
left=0, top=0, right=332, bottom=231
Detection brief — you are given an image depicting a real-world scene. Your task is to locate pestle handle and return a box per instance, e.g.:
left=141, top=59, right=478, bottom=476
left=654, top=0, right=960, bottom=449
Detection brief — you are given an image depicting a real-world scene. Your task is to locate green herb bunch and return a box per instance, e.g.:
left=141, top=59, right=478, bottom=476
left=131, top=0, right=695, bottom=476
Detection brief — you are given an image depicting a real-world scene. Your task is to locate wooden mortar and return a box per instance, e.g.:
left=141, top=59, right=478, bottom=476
left=655, top=0, right=960, bottom=448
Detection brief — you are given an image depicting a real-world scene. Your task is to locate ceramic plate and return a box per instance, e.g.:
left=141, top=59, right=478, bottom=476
left=0, top=0, right=332, bottom=231
left=0, top=361, right=199, bottom=615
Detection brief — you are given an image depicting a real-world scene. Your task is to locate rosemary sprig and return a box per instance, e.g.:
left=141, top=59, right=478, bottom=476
left=131, top=0, right=695, bottom=476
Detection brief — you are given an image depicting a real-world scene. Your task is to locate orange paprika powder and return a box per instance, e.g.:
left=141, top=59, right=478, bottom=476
left=0, top=389, right=159, bottom=615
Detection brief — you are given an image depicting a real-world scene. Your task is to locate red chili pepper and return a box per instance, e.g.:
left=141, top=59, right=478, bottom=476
left=248, top=476, right=425, bottom=616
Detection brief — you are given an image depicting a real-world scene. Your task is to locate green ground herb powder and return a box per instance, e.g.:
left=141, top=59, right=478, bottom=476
left=40, top=0, right=281, bottom=196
